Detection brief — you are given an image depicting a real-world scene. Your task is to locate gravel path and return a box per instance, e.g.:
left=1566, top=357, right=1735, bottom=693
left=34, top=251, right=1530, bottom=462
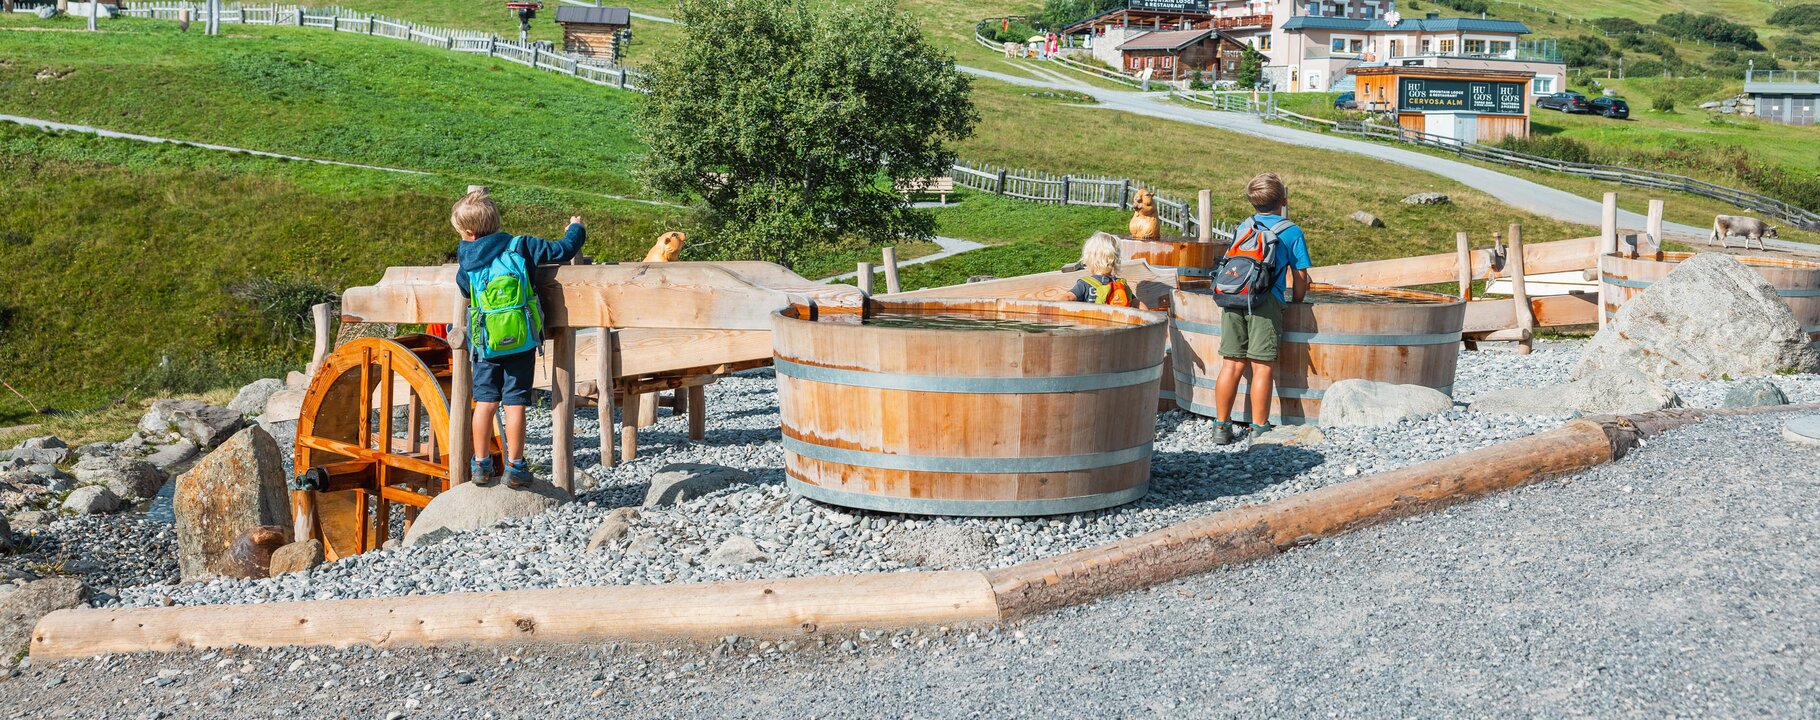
left=8, top=410, right=1815, bottom=718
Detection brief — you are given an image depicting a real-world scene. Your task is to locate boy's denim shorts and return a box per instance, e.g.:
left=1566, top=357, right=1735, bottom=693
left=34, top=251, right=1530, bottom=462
left=473, top=351, right=537, bottom=406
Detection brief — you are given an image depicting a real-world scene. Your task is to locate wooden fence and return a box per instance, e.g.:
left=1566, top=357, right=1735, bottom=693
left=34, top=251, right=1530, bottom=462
left=117, top=2, right=648, bottom=91
left=949, top=160, right=1233, bottom=240
left=1332, top=120, right=1820, bottom=230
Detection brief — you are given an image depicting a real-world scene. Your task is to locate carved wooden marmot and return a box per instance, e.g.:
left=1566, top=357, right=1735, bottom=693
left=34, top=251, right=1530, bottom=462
left=644, top=231, right=685, bottom=262
left=1129, top=189, right=1161, bottom=241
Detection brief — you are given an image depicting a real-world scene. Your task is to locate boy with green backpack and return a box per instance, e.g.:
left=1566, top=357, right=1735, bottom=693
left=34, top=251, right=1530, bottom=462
left=451, top=191, right=585, bottom=487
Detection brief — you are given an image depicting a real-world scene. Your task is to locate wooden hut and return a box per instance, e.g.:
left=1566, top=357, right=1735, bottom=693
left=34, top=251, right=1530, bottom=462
left=554, top=6, right=631, bottom=61
left=1115, top=29, right=1246, bottom=83
left=1349, top=65, right=1534, bottom=144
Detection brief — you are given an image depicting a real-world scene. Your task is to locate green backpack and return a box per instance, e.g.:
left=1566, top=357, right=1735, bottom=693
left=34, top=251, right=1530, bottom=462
left=466, top=236, right=544, bottom=359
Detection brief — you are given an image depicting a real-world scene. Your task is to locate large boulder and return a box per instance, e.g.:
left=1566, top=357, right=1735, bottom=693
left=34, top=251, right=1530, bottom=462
left=1318, top=380, right=1455, bottom=427
left=140, top=399, right=247, bottom=450
left=1723, top=379, right=1788, bottom=408
left=1471, top=366, right=1680, bottom=417
left=1575, top=254, right=1819, bottom=380
left=642, top=464, right=754, bottom=509
left=174, top=426, right=290, bottom=581
left=60, top=486, right=120, bottom=515
left=72, top=455, right=166, bottom=502
left=402, top=480, right=571, bottom=547
left=143, top=440, right=199, bottom=470
left=2, top=446, right=67, bottom=467
left=0, top=578, right=88, bottom=654
left=228, top=378, right=288, bottom=418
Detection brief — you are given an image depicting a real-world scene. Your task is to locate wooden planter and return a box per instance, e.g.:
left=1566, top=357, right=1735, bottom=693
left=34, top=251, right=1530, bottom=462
left=1600, top=252, right=1820, bottom=344
left=1170, top=285, right=1465, bottom=424
left=1118, top=237, right=1226, bottom=288
left=774, top=298, right=1167, bottom=516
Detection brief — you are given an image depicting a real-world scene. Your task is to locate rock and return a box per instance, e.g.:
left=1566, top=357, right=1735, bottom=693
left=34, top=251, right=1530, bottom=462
left=228, top=379, right=287, bottom=418
left=402, top=480, right=570, bottom=547
left=0, top=578, right=88, bottom=653
left=884, top=526, right=995, bottom=570
left=642, top=464, right=754, bottom=509
left=259, top=390, right=305, bottom=424
left=1720, top=106, right=1736, bottom=114
left=9, top=511, right=50, bottom=531
left=1567, top=366, right=1681, bottom=415
left=61, top=486, right=120, bottom=515
left=2, top=447, right=67, bottom=467
left=208, top=526, right=289, bottom=579
left=0, top=514, right=12, bottom=555
left=1250, top=424, right=1326, bottom=446
left=143, top=441, right=199, bottom=470
left=1723, top=378, right=1788, bottom=408
left=1700, top=101, right=1720, bottom=109
left=268, top=540, right=324, bottom=576
left=1400, top=192, right=1451, bottom=205
left=586, top=507, right=640, bottom=553
left=1318, top=380, right=1454, bottom=427
left=73, top=456, right=166, bottom=501
left=706, top=536, right=768, bottom=567
left=139, top=399, right=246, bottom=450
left=174, top=427, right=290, bottom=581
left=285, top=371, right=312, bottom=391
left=74, top=442, right=113, bottom=458
left=1575, top=254, right=1819, bottom=380
left=32, top=6, right=57, bottom=18
left=16, top=437, right=66, bottom=451
left=1349, top=210, right=1384, bottom=228
left=1722, top=98, right=1738, bottom=108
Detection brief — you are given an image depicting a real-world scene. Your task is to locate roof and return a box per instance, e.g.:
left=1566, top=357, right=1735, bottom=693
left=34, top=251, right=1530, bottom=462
left=1061, top=6, right=1212, bottom=34
left=1349, top=65, right=1535, bottom=80
left=1116, top=29, right=1240, bottom=51
left=1280, top=15, right=1529, bottom=34
left=554, top=6, right=630, bottom=26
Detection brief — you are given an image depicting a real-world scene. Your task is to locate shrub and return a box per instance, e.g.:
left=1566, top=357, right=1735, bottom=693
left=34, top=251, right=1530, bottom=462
left=1625, top=58, right=1665, bottom=77
left=1655, top=12, right=1762, bottom=49
left=1768, top=4, right=1820, bottom=31
left=1651, top=95, right=1676, bottom=112
left=1432, top=0, right=1489, bottom=14
left=1562, top=35, right=1616, bottom=68
left=1592, top=17, right=1647, bottom=35
left=1497, top=135, right=1595, bottom=165
left=226, top=276, right=339, bottom=345
left=1037, top=0, right=1120, bottom=30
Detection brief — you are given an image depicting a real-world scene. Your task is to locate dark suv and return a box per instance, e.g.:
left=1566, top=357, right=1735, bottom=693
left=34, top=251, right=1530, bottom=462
left=1589, top=96, right=1630, bottom=119
left=1536, top=92, right=1592, bottom=113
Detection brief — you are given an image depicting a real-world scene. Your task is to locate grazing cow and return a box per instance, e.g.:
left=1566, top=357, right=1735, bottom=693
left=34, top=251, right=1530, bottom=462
left=1711, top=215, right=1779, bottom=250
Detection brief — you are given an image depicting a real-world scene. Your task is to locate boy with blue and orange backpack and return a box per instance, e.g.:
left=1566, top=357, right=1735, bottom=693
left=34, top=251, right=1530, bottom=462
left=1209, top=173, right=1312, bottom=445
left=450, top=191, right=585, bottom=486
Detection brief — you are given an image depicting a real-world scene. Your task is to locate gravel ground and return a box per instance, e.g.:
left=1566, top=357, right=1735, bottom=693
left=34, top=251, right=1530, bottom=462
left=7, top=411, right=1815, bottom=718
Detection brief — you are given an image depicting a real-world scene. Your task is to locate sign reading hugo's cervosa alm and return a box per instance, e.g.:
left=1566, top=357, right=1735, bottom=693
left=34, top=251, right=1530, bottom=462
left=1397, top=77, right=1526, bottom=114
left=1126, top=0, right=1210, bottom=13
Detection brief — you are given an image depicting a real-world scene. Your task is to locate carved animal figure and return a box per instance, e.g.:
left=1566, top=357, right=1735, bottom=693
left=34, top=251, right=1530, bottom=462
left=644, top=231, right=685, bottom=262
left=1129, top=189, right=1161, bottom=241
left=1711, top=215, right=1778, bottom=250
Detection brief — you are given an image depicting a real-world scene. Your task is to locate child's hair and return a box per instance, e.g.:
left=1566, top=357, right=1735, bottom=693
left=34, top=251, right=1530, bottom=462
left=1246, top=172, right=1288, bottom=212
left=450, top=191, right=501, bottom=236
left=1081, top=232, right=1120, bottom=276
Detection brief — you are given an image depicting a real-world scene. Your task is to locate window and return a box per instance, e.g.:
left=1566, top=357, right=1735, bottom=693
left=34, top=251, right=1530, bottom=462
left=1332, top=38, right=1346, bottom=52
left=1439, top=39, right=1455, bottom=53
left=1421, top=38, right=1432, bottom=54
left=1488, top=40, right=1512, bottom=55
left=1349, top=38, right=1364, bottom=53
left=1532, top=76, right=1554, bottom=95
left=1257, top=34, right=1272, bottom=50
left=1306, top=1, right=1319, bottom=15
left=1463, top=39, right=1487, bottom=54
left=1362, top=4, right=1376, bottom=18
left=1163, top=56, right=1174, bottom=68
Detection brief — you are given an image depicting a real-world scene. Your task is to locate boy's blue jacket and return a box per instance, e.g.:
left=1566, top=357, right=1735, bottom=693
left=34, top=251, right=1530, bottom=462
left=455, top=224, right=586, bottom=297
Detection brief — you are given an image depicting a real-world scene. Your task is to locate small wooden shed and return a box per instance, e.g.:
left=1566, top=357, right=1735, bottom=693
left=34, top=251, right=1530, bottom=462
left=1350, top=65, right=1535, bottom=144
left=554, top=5, right=631, bottom=61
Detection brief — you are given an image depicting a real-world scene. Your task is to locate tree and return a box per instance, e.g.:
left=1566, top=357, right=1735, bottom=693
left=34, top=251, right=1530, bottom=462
left=633, top=0, right=977, bottom=268
left=1236, top=44, right=1266, bottom=88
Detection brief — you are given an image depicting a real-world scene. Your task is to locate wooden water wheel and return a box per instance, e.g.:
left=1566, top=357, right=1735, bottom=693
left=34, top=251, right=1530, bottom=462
left=291, top=335, right=500, bottom=561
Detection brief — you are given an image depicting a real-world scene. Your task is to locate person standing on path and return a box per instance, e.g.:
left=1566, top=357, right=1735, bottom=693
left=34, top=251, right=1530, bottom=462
left=1211, top=173, right=1311, bottom=444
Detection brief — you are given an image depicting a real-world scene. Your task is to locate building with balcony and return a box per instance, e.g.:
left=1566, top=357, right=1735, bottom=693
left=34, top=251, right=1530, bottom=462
left=1279, top=14, right=1561, bottom=93
left=1744, top=69, right=1819, bottom=126
left=1115, top=29, right=1248, bottom=82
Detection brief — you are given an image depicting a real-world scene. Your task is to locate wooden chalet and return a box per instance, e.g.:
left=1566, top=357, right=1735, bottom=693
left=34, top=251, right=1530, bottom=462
left=1349, top=65, right=1534, bottom=143
left=554, top=5, right=631, bottom=61
left=1116, top=29, right=1245, bottom=82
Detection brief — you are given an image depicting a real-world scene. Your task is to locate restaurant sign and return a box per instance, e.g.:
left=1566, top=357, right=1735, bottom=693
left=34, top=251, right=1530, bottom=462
left=1127, top=0, right=1210, bottom=14
left=1398, top=78, right=1525, bottom=115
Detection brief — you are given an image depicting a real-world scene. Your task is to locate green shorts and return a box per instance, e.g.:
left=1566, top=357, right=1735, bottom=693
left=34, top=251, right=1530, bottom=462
left=1218, top=295, right=1285, bottom=362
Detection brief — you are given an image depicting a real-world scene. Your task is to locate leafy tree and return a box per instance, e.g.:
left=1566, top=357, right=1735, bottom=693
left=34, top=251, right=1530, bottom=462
left=634, top=0, right=977, bottom=268
left=1768, top=4, right=1820, bottom=31
left=1038, top=0, right=1122, bottom=31
left=1591, top=17, right=1646, bottom=35
left=1561, top=34, right=1616, bottom=68
left=1236, top=44, right=1267, bottom=88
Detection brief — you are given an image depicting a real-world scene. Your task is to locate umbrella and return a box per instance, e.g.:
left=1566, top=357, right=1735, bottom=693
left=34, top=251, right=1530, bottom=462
left=1027, top=35, right=1047, bottom=42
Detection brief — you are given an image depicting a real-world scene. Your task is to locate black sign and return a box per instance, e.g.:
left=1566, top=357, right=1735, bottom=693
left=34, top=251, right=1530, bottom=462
left=1398, top=77, right=1526, bottom=115
left=1127, top=0, right=1210, bottom=14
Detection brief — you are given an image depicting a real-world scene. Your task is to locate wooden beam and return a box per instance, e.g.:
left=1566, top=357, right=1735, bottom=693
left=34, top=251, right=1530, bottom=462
left=1508, top=223, right=1534, bottom=355
left=888, top=262, right=1178, bottom=311
left=619, top=392, right=641, bottom=464
left=1455, top=232, right=1471, bottom=301
left=857, top=262, right=874, bottom=297
left=687, top=385, right=706, bottom=441
left=308, top=302, right=333, bottom=375
left=447, top=304, right=472, bottom=487
left=881, top=248, right=902, bottom=295
left=30, top=572, right=1001, bottom=660
left=550, top=328, right=576, bottom=492
left=1308, top=236, right=1599, bottom=289
left=595, top=330, right=615, bottom=470
left=1646, top=199, right=1665, bottom=261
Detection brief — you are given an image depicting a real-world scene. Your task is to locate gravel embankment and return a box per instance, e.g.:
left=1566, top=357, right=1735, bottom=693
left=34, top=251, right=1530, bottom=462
left=8, top=410, right=1815, bottom=718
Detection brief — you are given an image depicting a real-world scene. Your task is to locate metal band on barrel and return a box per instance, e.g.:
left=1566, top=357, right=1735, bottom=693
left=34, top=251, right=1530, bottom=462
left=1170, top=317, right=1462, bottom=346
left=782, top=436, right=1152, bottom=473
left=773, top=357, right=1162, bottom=394
left=784, top=477, right=1150, bottom=517
left=1168, top=370, right=1452, bottom=398
left=1602, top=273, right=1820, bottom=297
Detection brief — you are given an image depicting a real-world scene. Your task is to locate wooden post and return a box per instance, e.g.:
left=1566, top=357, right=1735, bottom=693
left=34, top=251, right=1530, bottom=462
left=446, top=303, right=472, bottom=487
left=1600, top=192, right=1618, bottom=255
left=466, top=184, right=489, bottom=196
left=1508, top=223, right=1535, bottom=356
left=619, top=391, right=641, bottom=463
left=1061, top=176, right=1072, bottom=205
left=881, top=248, right=902, bottom=295
left=1196, top=189, right=1213, bottom=242
left=1119, top=180, right=1131, bottom=210
left=636, top=394, right=658, bottom=428
left=1455, top=232, right=1472, bottom=301
left=996, top=169, right=1008, bottom=195
left=307, top=302, right=333, bottom=375
left=857, top=262, right=874, bottom=297
left=550, top=328, right=576, bottom=492
left=687, top=385, right=706, bottom=441
left=595, top=330, right=615, bottom=469
left=1645, top=199, right=1665, bottom=261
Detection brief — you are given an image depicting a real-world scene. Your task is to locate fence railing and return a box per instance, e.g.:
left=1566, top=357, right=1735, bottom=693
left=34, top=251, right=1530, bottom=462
left=1748, top=69, right=1820, bottom=85
left=118, top=2, right=649, bottom=91
left=1332, top=120, right=1820, bottom=230
left=948, top=159, right=1233, bottom=240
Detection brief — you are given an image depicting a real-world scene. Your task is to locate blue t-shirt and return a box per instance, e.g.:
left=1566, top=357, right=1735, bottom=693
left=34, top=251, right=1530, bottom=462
left=1244, top=213, right=1312, bottom=303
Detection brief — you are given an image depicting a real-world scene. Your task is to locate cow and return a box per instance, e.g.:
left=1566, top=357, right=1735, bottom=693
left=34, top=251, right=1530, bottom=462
left=1711, top=215, right=1778, bottom=250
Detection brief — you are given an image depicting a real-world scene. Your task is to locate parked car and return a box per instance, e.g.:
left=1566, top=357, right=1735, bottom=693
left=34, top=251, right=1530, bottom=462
left=1536, top=92, right=1592, bottom=113
left=1589, top=96, right=1630, bottom=119
left=1334, top=91, right=1357, bottom=110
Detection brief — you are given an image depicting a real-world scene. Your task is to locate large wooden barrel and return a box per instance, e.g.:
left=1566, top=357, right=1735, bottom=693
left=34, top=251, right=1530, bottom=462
left=774, top=298, right=1166, bottom=516
left=1118, top=237, right=1226, bottom=288
left=1170, top=285, right=1465, bottom=424
left=1600, top=252, right=1820, bottom=344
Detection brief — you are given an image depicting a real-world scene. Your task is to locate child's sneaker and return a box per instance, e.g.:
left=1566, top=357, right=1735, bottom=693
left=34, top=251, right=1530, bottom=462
left=1247, top=422, right=1273, bottom=439
left=470, top=456, right=496, bottom=486
left=505, top=459, right=533, bottom=489
left=1213, top=421, right=1236, bottom=446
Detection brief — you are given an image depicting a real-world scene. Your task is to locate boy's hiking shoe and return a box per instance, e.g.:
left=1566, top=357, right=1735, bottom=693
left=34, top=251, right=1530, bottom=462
left=505, top=459, right=533, bottom=489
left=470, top=456, right=497, bottom=487
left=1213, top=421, right=1236, bottom=446
left=1248, top=423, right=1273, bottom=439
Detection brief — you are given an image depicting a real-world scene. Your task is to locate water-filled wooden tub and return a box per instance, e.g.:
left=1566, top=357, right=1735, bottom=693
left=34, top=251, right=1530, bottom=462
left=1118, top=237, right=1226, bottom=288
left=1600, top=252, right=1820, bottom=344
left=774, top=298, right=1167, bottom=516
left=1170, top=285, right=1465, bottom=425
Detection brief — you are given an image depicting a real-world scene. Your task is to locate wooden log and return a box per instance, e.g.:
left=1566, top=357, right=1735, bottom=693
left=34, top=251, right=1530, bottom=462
left=881, top=248, right=902, bottom=295
left=29, top=571, right=1001, bottom=661
left=687, top=384, right=706, bottom=441
left=1599, top=192, right=1619, bottom=329
left=889, top=262, right=1177, bottom=311
left=1508, top=223, right=1534, bottom=355
left=636, top=393, right=658, bottom=428
left=1646, top=199, right=1665, bottom=261
left=1308, top=237, right=1598, bottom=289
left=1455, top=232, right=1472, bottom=301
left=1196, top=189, right=1213, bottom=242
left=595, top=330, right=615, bottom=469
left=550, top=328, right=576, bottom=492
left=619, top=391, right=641, bottom=464
left=446, top=305, right=472, bottom=487
left=857, top=262, right=874, bottom=297
left=308, top=302, right=333, bottom=375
